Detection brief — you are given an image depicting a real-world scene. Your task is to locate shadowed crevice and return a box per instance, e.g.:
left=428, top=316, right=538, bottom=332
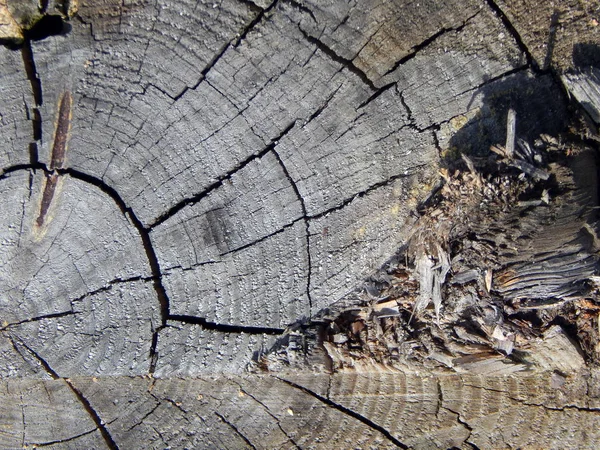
left=168, top=315, right=285, bottom=335
left=357, top=82, right=395, bottom=110
left=25, top=15, right=71, bottom=42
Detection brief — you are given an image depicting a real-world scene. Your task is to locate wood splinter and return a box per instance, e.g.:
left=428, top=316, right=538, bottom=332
left=35, top=91, right=72, bottom=228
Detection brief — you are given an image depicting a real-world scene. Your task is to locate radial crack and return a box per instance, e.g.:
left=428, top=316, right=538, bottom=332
left=7, top=337, right=120, bottom=449
left=65, top=379, right=120, bottom=450
left=298, top=27, right=376, bottom=90
left=383, top=10, right=482, bottom=76
left=220, top=217, right=304, bottom=256
left=232, top=383, right=301, bottom=449
left=0, top=310, right=76, bottom=331
left=437, top=380, right=477, bottom=448
left=215, top=412, right=257, bottom=449
left=307, top=164, right=429, bottom=221
left=271, top=149, right=313, bottom=314
left=357, top=82, right=396, bottom=110
left=171, top=0, right=278, bottom=101
left=35, top=90, right=72, bottom=227
left=168, top=314, right=285, bottom=335
left=275, top=377, right=409, bottom=449
left=124, top=402, right=161, bottom=432
left=483, top=0, right=537, bottom=70
left=150, top=120, right=298, bottom=228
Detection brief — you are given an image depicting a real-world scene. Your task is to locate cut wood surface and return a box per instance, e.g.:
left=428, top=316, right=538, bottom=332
left=1, top=0, right=600, bottom=448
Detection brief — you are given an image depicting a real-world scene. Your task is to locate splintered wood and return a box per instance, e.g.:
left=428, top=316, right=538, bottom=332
left=258, top=109, right=600, bottom=376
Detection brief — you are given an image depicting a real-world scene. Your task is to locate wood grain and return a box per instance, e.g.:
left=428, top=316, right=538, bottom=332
left=1, top=0, right=599, bottom=447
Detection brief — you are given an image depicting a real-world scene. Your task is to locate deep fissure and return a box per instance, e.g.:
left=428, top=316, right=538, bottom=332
left=169, top=315, right=285, bottom=335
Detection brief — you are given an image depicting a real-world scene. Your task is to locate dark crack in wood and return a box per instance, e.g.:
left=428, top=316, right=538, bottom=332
left=171, top=0, right=276, bottom=101
left=307, top=164, right=429, bottom=221
left=298, top=27, right=376, bottom=91
left=283, top=0, right=316, bottom=23
left=233, top=383, right=301, bottom=449
left=150, top=120, right=298, bottom=228
left=272, top=148, right=313, bottom=314
left=383, top=10, right=482, bottom=76
left=275, top=377, right=409, bottom=449
left=64, top=379, right=120, bottom=450
left=215, top=412, right=258, bottom=450
left=35, top=173, right=58, bottom=227
left=59, top=168, right=170, bottom=373
left=168, top=315, right=284, bottom=335
left=7, top=338, right=119, bottom=449
left=0, top=310, right=76, bottom=331
left=35, top=90, right=72, bottom=227
left=483, top=0, right=537, bottom=71
left=49, top=91, right=72, bottom=169
left=31, top=429, right=98, bottom=448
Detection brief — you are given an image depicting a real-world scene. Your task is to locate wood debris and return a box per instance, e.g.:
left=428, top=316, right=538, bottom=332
left=256, top=110, right=600, bottom=375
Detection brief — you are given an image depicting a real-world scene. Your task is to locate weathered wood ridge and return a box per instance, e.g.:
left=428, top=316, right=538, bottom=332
left=1, top=0, right=600, bottom=448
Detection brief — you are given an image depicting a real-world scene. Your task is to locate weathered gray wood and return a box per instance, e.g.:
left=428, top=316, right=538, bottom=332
left=0, top=378, right=103, bottom=448
left=563, top=67, right=600, bottom=127
left=1, top=0, right=600, bottom=447
left=0, top=169, right=159, bottom=376
left=1, top=371, right=599, bottom=449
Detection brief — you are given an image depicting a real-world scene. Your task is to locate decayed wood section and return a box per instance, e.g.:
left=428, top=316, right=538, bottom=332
left=1, top=0, right=600, bottom=448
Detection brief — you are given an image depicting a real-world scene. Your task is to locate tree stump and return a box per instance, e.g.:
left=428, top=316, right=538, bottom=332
left=1, top=0, right=599, bottom=448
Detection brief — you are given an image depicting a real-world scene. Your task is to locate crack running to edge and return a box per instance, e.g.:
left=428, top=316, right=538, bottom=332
left=275, top=376, right=409, bottom=449
left=482, top=0, right=538, bottom=71
left=437, top=380, right=479, bottom=449
left=233, top=382, right=301, bottom=449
